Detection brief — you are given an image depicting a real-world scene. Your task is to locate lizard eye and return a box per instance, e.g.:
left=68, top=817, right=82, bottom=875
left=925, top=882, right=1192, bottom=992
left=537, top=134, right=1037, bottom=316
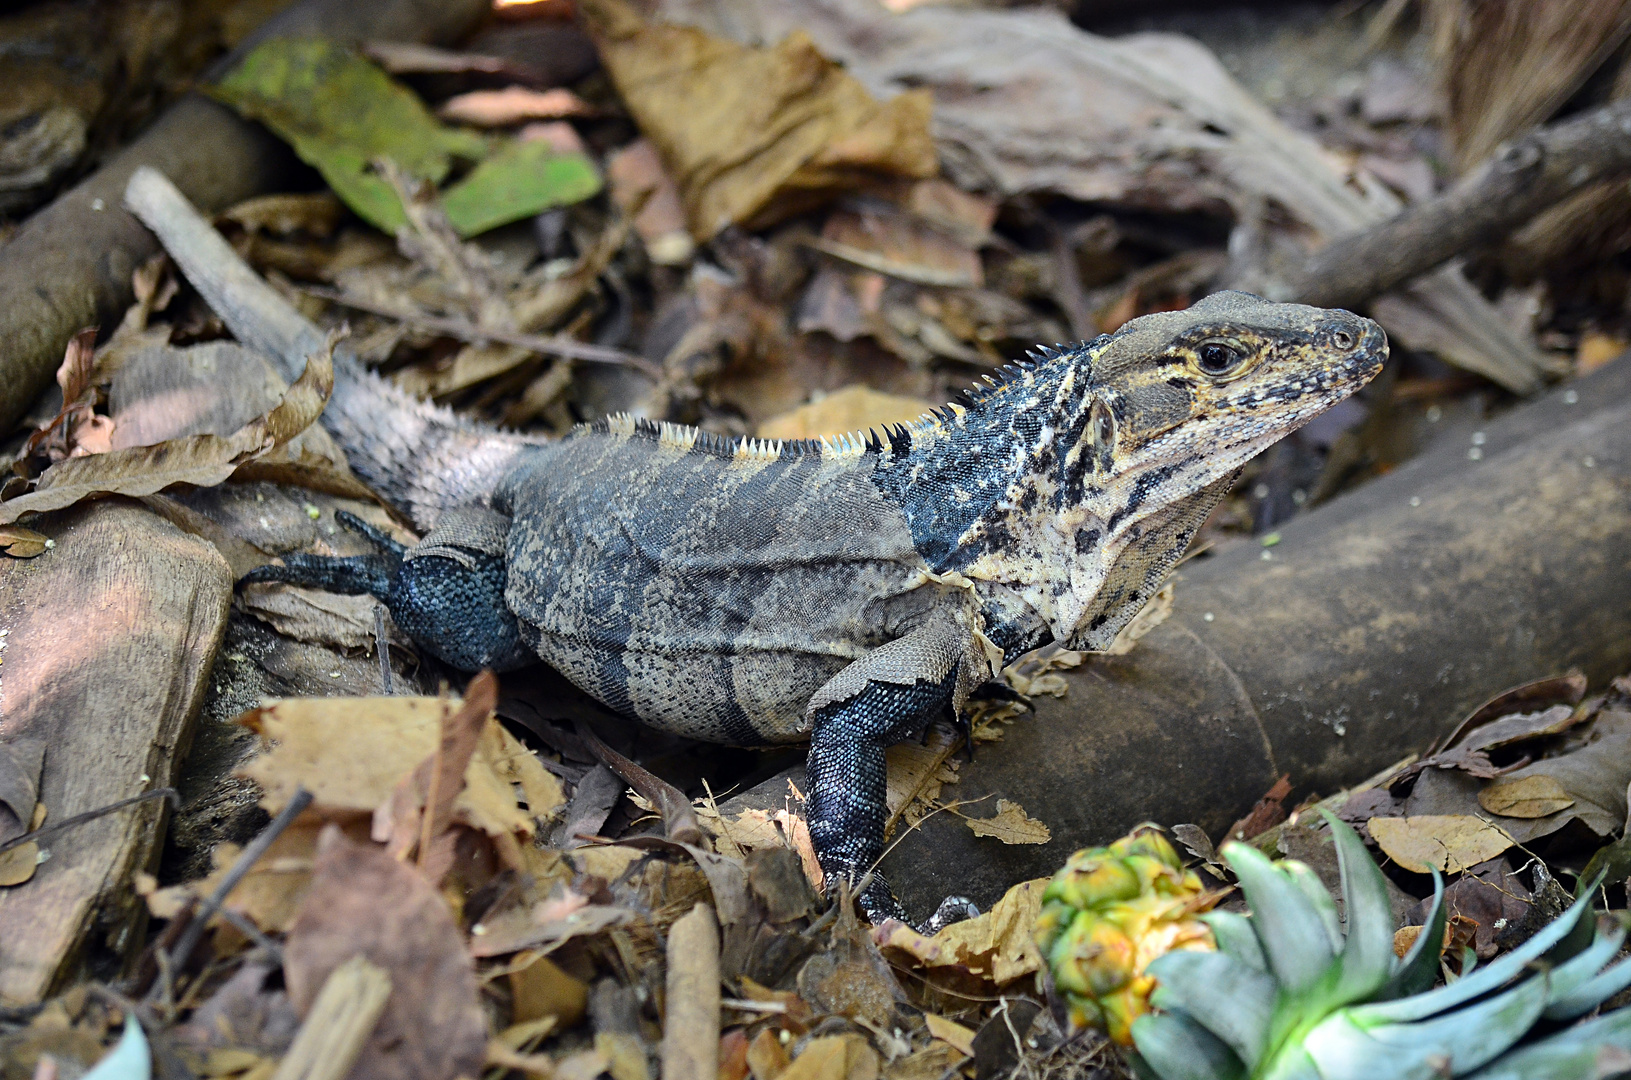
left=1195, top=341, right=1245, bottom=376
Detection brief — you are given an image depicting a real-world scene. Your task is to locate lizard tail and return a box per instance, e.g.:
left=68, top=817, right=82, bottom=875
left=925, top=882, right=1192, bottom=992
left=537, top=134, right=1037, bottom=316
left=124, top=166, right=544, bottom=532
left=323, top=364, right=545, bottom=531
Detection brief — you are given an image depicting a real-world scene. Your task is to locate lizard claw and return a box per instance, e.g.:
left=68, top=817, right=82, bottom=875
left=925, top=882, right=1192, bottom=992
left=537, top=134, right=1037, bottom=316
left=916, top=895, right=980, bottom=936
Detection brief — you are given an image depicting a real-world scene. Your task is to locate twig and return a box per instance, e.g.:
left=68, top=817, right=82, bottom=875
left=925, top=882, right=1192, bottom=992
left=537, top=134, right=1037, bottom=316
left=0, top=788, right=179, bottom=857
left=153, top=786, right=313, bottom=991
left=1287, top=98, right=1631, bottom=309
left=271, top=955, right=393, bottom=1080
left=572, top=720, right=703, bottom=846
left=302, top=286, right=661, bottom=377
left=661, top=903, right=721, bottom=1080
left=374, top=603, right=393, bottom=695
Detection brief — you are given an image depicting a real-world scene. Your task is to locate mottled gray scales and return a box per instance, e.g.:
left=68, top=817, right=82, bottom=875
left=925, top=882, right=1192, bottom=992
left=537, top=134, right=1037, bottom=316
left=498, top=430, right=974, bottom=744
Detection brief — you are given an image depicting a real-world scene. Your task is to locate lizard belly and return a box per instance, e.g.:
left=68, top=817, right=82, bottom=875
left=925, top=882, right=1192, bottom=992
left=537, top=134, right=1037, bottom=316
left=498, top=430, right=951, bottom=744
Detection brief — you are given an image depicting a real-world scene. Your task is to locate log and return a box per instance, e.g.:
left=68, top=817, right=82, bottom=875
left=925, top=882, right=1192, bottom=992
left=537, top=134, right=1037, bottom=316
left=0, top=501, right=232, bottom=1001
left=1287, top=98, right=1631, bottom=309
left=0, top=0, right=491, bottom=436
left=724, top=354, right=1631, bottom=913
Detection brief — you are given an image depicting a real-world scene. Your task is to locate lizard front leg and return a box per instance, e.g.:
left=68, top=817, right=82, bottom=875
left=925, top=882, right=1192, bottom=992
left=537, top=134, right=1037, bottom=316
left=804, top=610, right=986, bottom=929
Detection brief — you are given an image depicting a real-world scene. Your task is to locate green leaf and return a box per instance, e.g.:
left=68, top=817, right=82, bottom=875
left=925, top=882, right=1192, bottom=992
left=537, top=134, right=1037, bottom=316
left=1221, top=842, right=1336, bottom=994
left=442, top=139, right=603, bottom=237
left=1462, top=1006, right=1631, bottom=1080
left=1546, top=954, right=1631, bottom=1021
left=1148, top=950, right=1276, bottom=1069
left=1374, top=870, right=1444, bottom=1002
left=1542, top=919, right=1625, bottom=1017
left=210, top=38, right=488, bottom=232
left=1353, top=888, right=1596, bottom=1025
left=1131, top=1010, right=1248, bottom=1080
left=1202, top=910, right=1267, bottom=973
left=1284, top=859, right=1343, bottom=953
left=1306, top=973, right=1549, bottom=1080
left=1320, top=810, right=1398, bottom=1006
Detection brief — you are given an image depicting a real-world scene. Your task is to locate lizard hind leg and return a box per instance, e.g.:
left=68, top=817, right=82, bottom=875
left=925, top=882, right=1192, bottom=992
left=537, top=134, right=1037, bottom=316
left=804, top=614, right=985, bottom=930
left=240, top=506, right=534, bottom=674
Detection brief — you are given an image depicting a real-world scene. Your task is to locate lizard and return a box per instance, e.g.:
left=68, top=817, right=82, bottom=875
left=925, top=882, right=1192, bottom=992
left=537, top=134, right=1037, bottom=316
left=128, top=167, right=1388, bottom=928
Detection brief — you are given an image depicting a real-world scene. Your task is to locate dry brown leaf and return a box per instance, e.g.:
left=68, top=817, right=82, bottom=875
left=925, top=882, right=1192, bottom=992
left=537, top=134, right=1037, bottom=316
left=284, top=826, right=487, bottom=1080
left=922, top=1014, right=974, bottom=1057
left=374, top=672, right=499, bottom=882
left=0, top=525, right=49, bottom=558
left=220, top=192, right=346, bottom=237
left=757, top=386, right=935, bottom=440
left=812, top=205, right=982, bottom=288
left=963, top=799, right=1051, bottom=845
left=439, top=86, right=593, bottom=126
left=0, top=843, right=39, bottom=887
left=885, top=726, right=960, bottom=833
left=0, top=340, right=334, bottom=525
left=237, top=693, right=562, bottom=848
left=1369, top=815, right=1516, bottom=874
left=1479, top=775, right=1576, bottom=819
left=238, top=583, right=402, bottom=650
left=876, top=876, right=1048, bottom=983
left=696, top=805, right=823, bottom=891
left=580, top=0, right=935, bottom=239
left=778, top=1035, right=879, bottom=1080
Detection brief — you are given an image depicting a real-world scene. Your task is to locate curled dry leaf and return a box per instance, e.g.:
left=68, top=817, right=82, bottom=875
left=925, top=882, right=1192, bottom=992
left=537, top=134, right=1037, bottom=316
left=875, top=876, right=1049, bottom=984
left=0, top=340, right=334, bottom=526
left=579, top=0, right=936, bottom=239
left=0, top=525, right=49, bottom=558
left=1368, top=814, right=1516, bottom=874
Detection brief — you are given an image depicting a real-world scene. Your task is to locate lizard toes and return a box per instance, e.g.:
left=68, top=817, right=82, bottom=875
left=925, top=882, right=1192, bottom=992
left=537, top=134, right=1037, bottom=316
left=917, top=894, right=980, bottom=935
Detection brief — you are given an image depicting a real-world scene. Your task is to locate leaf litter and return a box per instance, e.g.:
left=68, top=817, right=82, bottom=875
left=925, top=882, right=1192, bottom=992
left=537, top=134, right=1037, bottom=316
left=11, top=3, right=1631, bottom=1079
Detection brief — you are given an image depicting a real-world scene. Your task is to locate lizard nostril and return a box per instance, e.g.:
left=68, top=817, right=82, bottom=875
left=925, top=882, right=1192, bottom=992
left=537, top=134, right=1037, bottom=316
left=1331, top=329, right=1356, bottom=350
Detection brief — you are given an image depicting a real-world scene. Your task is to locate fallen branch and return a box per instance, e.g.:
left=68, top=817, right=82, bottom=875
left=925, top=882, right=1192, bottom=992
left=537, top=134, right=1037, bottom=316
left=1287, top=98, right=1631, bottom=309
left=661, top=904, right=721, bottom=1080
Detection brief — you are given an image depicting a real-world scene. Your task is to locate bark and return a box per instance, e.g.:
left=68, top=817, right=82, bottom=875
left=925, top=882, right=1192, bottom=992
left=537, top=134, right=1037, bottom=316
left=0, top=0, right=491, bottom=435
left=0, top=502, right=231, bottom=1001
left=725, top=353, right=1631, bottom=913
left=1287, top=98, right=1631, bottom=309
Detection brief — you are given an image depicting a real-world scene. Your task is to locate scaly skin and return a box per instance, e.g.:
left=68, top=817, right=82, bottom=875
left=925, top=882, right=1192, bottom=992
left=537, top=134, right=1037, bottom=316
left=244, top=291, right=1387, bottom=927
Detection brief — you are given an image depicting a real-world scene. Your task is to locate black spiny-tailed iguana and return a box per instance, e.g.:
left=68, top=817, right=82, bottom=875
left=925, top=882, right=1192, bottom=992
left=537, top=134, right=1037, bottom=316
left=126, top=167, right=1387, bottom=928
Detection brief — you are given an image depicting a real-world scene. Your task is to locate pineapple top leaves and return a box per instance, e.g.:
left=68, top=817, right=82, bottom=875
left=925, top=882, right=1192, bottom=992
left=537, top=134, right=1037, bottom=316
left=1129, top=814, right=1631, bottom=1080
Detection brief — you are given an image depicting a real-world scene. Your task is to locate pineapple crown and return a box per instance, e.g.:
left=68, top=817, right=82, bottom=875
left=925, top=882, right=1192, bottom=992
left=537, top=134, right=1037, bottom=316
left=1132, top=812, right=1631, bottom=1080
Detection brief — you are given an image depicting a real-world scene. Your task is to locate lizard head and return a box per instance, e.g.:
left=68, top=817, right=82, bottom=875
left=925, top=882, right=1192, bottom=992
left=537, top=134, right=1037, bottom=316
left=1047, top=290, right=1387, bottom=648
left=878, top=290, right=1386, bottom=654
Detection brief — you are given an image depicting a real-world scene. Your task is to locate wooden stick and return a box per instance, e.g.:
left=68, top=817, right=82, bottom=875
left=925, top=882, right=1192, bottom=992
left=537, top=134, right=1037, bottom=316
left=661, top=904, right=721, bottom=1080
left=270, top=955, right=393, bottom=1080
left=1287, top=98, right=1631, bottom=309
